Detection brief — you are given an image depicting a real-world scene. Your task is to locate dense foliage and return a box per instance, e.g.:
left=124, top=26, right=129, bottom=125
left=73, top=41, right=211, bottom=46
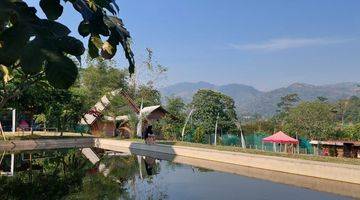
left=243, top=94, right=360, bottom=141
left=0, top=0, right=134, bottom=109
left=191, top=89, right=238, bottom=135
left=156, top=97, right=186, bottom=140
left=283, top=101, right=335, bottom=140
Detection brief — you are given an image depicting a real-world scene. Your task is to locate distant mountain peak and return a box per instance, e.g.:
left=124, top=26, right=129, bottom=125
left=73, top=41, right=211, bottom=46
left=160, top=81, right=359, bottom=116
left=288, top=82, right=315, bottom=89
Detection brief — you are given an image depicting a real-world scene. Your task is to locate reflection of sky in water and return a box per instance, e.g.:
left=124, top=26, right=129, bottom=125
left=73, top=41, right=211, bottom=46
left=123, top=158, right=350, bottom=200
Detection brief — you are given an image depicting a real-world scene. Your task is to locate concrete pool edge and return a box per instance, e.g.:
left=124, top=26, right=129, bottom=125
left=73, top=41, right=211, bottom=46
left=0, top=138, right=94, bottom=151
left=95, top=139, right=360, bottom=185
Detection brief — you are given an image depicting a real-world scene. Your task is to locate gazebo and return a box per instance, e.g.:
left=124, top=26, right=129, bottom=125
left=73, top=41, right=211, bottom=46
left=262, top=131, right=299, bottom=153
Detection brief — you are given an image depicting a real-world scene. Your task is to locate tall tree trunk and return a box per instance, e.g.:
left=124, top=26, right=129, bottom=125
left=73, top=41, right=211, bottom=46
left=57, top=117, right=63, bottom=136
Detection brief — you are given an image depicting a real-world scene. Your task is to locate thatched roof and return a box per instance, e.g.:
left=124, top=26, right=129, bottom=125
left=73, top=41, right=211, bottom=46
left=140, top=105, right=169, bottom=121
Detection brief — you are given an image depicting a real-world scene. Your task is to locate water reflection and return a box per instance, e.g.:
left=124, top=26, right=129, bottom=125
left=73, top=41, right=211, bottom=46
left=0, top=149, right=354, bottom=200
left=0, top=149, right=96, bottom=199
left=0, top=149, right=130, bottom=199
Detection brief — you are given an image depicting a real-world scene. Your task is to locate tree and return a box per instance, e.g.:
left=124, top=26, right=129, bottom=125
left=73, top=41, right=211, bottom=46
left=283, top=101, right=335, bottom=140
left=277, top=93, right=300, bottom=113
left=191, top=89, right=237, bottom=135
left=339, top=96, right=360, bottom=124
left=242, top=119, right=276, bottom=135
left=274, top=93, right=300, bottom=130
left=342, top=123, right=360, bottom=140
left=132, top=48, right=168, bottom=89
left=7, top=80, right=53, bottom=133
left=45, top=89, right=87, bottom=135
left=165, top=97, right=186, bottom=116
left=193, top=126, right=206, bottom=143
left=0, top=0, right=135, bottom=109
left=134, top=85, right=161, bottom=107
left=334, top=99, right=350, bottom=128
left=76, top=59, right=129, bottom=109
left=157, top=97, right=186, bottom=140
left=34, top=113, right=47, bottom=131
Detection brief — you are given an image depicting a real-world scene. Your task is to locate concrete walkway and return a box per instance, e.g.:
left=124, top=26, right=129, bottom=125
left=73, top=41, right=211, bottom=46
left=0, top=138, right=94, bottom=151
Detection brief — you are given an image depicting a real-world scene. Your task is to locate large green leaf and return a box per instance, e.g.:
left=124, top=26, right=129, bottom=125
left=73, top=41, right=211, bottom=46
left=88, top=37, right=99, bottom=59
left=33, top=19, right=70, bottom=37
left=40, top=0, right=63, bottom=21
left=0, top=24, right=30, bottom=65
left=89, top=14, right=109, bottom=36
left=44, top=52, right=78, bottom=89
left=20, top=40, right=45, bottom=74
left=56, top=36, right=85, bottom=56
left=78, top=20, right=90, bottom=37
left=103, top=16, right=135, bottom=74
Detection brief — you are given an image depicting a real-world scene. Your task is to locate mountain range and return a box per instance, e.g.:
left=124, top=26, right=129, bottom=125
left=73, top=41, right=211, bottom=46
left=160, top=81, right=360, bottom=117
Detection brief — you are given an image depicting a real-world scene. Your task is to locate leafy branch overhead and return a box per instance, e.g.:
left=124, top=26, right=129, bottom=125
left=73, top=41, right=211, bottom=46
left=0, top=0, right=135, bottom=90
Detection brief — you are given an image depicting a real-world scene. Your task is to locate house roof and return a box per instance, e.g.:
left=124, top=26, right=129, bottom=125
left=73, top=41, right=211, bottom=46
left=140, top=105, right=167, bottom=115
left=310, top=140, right=360, bottom=146
left=103, top=115, right=129, bottom=121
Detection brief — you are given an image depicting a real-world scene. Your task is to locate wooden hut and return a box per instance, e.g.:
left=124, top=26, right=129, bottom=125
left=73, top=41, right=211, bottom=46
left=87, top=105, right=170, bottom=137
left=90, top=115, right=130, bottom=137
left=310, top=140, right=360, bottom=158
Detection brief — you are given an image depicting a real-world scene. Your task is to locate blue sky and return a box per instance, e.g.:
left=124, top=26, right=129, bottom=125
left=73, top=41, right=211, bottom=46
left=26, top=0, right=360, bottom=91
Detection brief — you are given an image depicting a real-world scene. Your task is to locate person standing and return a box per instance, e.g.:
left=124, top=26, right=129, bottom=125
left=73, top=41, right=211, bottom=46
left=144, top=125, right=155, bottom=144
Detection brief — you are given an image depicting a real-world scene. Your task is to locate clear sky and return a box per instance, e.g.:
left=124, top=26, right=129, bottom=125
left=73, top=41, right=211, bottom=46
left=26, top=0, right=360, bottom=91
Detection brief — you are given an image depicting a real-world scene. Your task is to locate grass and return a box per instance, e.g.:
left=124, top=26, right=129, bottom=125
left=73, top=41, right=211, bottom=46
left=124, top=139, right=360, bottom=166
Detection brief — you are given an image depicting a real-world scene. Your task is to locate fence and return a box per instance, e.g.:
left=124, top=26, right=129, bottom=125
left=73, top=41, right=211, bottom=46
left=217, top=132, right=315, bottom=155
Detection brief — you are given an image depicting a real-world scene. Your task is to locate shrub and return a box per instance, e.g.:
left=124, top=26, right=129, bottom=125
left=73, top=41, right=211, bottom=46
left=193, top=126, right=206, bottom=143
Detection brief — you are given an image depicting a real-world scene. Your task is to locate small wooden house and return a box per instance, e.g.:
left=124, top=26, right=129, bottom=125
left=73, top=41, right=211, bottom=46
left=86, top=105, right=170, bottom=137
left=310, top=140, right=360, bottom=158
left=90, top=115, right=129, bottom=137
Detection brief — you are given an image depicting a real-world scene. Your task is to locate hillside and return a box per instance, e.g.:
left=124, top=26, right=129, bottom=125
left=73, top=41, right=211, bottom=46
left=160, top=82, right=360, bottom=116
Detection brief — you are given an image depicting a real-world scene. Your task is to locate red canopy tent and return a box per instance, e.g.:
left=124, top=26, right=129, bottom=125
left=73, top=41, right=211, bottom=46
left=262, top=131, right=298, bottom=153
left=263, top=131, right=298, bottom=144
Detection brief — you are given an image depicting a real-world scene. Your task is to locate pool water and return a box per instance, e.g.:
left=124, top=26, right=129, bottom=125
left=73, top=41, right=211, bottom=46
left=0, top=149, right=353, bottom=200
left=122, top=156, right=350, bottom=200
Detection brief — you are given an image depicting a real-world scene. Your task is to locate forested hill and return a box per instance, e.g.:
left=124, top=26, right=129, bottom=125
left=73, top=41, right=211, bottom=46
left=160, top=82, right=360, bottom=117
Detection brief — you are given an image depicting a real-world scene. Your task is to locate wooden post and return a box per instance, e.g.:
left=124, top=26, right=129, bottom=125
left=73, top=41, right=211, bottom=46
left=10, top=153, right=14, bottom=176
left=182, top=108, right=195, bottom=141
left=214, top=113, right=219, bottom=146
left=273, top=142, right=276, bottom=152
left=12, top=109, right=16, bottom=133
left=0, top=122, right=6, bottom=141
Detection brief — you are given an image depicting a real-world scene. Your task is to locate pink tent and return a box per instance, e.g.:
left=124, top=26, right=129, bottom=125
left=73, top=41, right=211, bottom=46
left=262, top=131, right=298, bottom=144
left=19, top=120, right=29, bottom=129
